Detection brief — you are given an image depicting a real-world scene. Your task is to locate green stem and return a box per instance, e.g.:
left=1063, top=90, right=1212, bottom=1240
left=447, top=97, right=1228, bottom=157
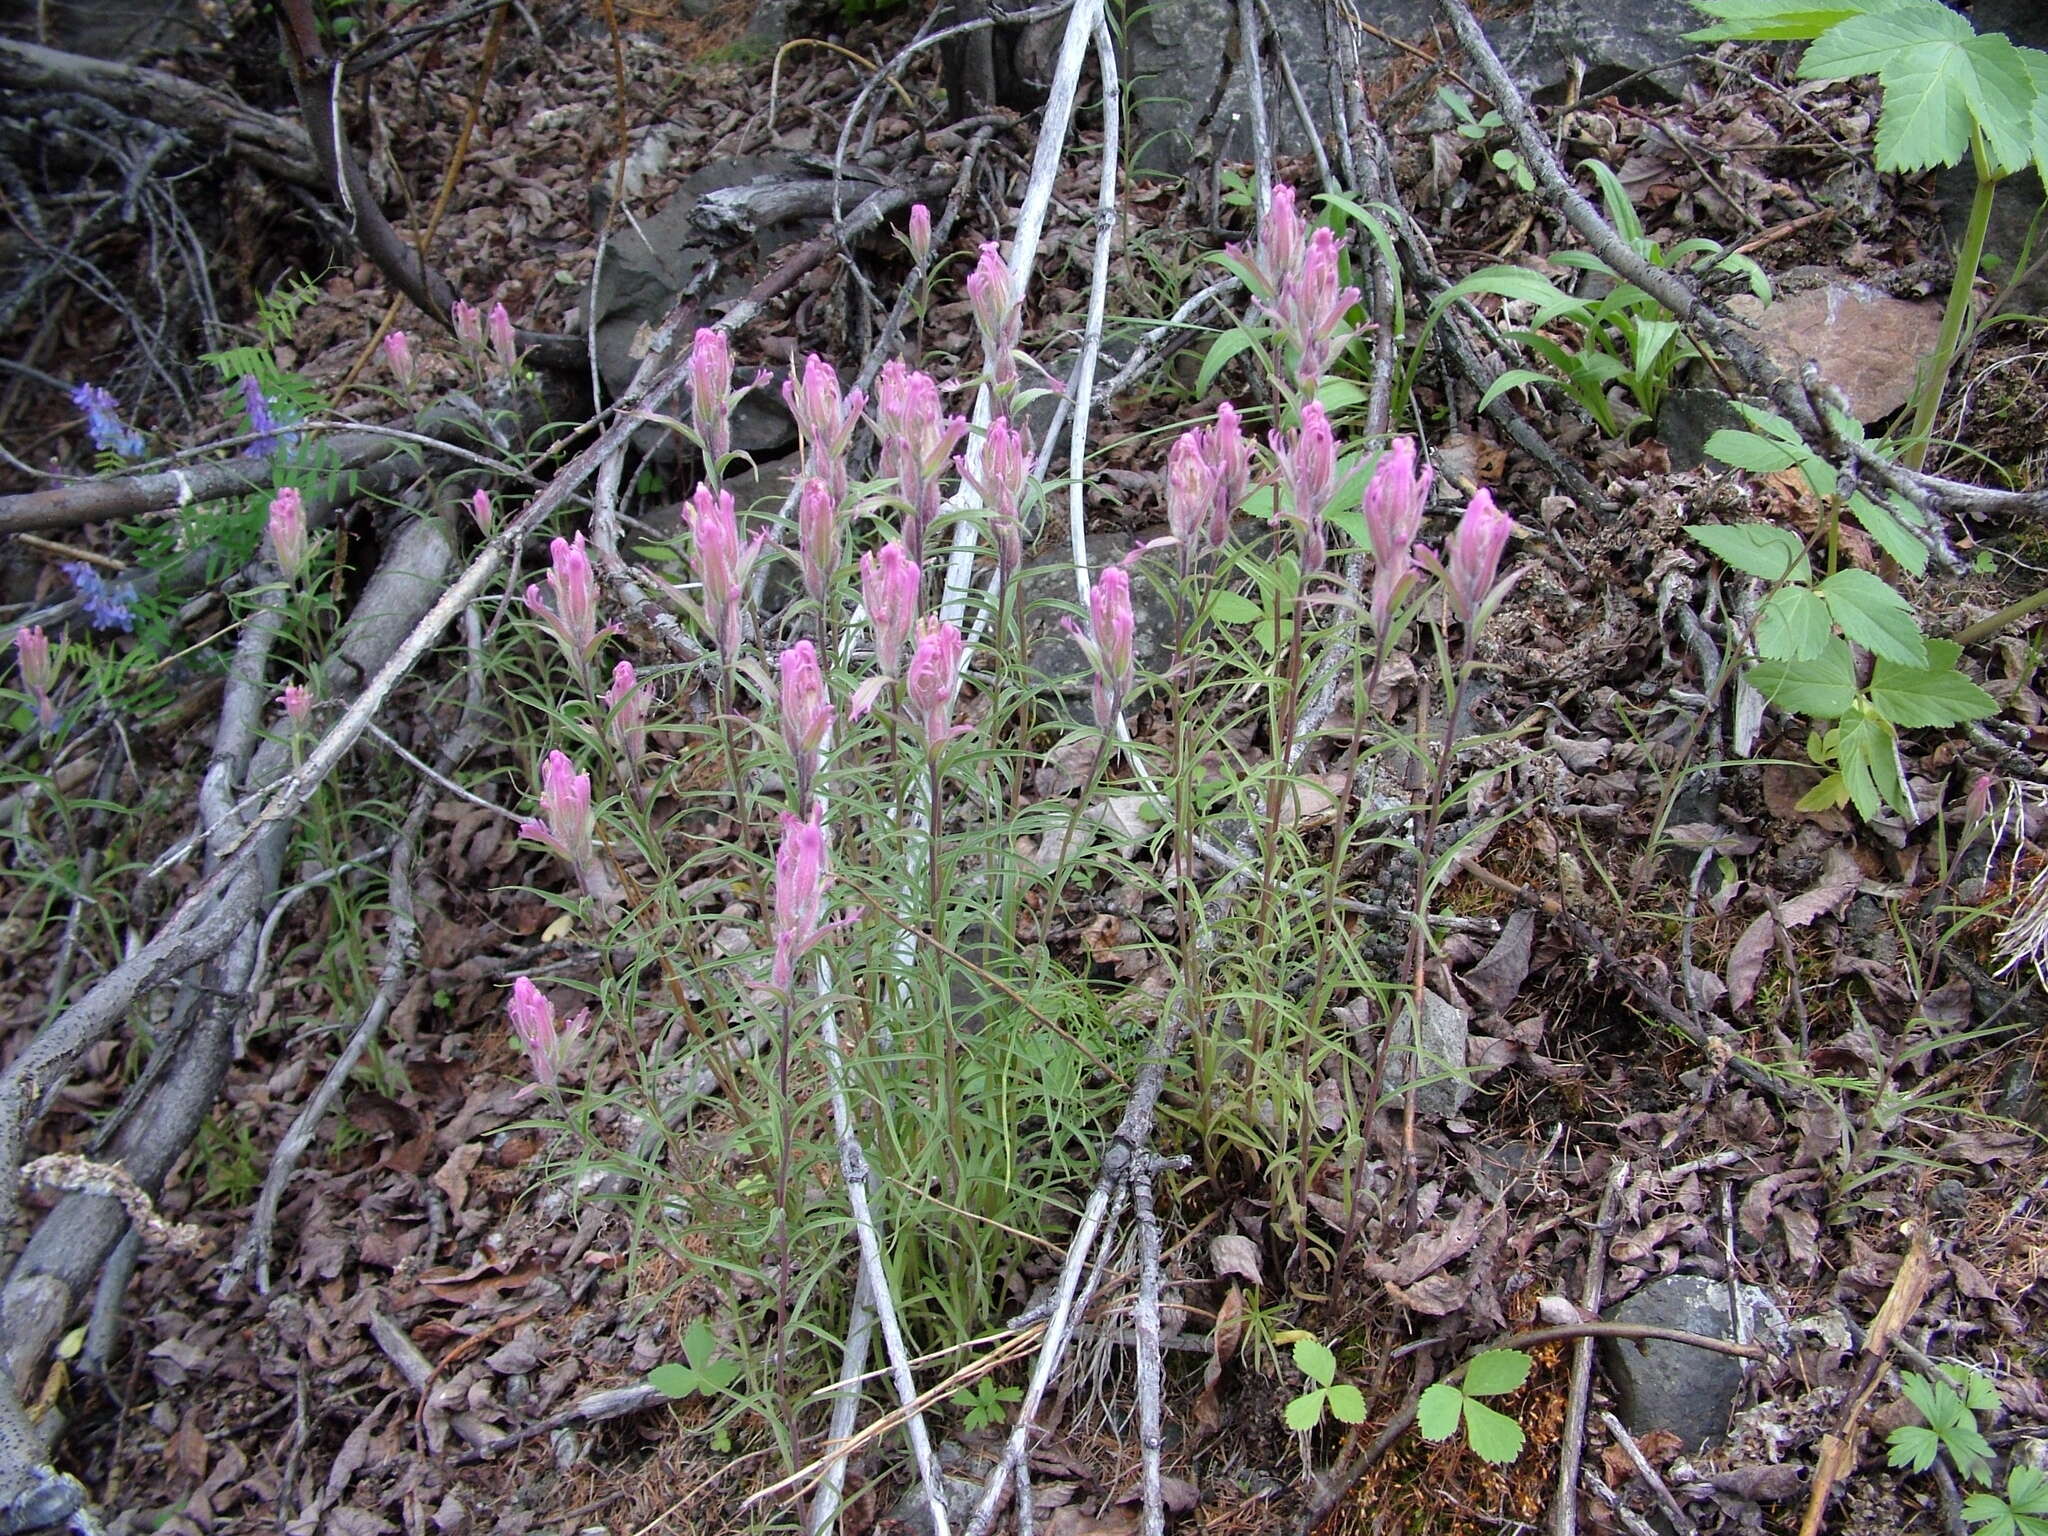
left=1950, top=585, right=2048, bottom=647
left=1905, top=135, right=1999, bottom=472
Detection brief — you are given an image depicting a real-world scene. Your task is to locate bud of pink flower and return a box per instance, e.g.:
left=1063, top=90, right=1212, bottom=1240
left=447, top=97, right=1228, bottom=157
left=519, top=748, right=597, bottom=873
left=470, top=488, right=495, bottom=535
left=861, top=541, right=918, bottom=679
left=1268, top=226, right=1360, bottom=391
left=905, top=617, right=967, bottom=753
left=524, top=529, right=602, bottom=670
left=908, top=202, right=933, bottom=267
left=783, top=355, right=866, bottom=505
left=689, top=328, right=733, bottom=466
left=960, top=416, right=1031, bottom=581
left=687, top=483, right=768, bottom=658
left=1081, top=567, right=1136, bottom=730
left=384, top=330, right=416, bottom=392
left=770, top=807, right=831, bottom=995
left=1242, top=182, right=1305, bottom=301
left=797, top=478, right=840, bottom=609
left=1440, top=487, right=1520, bottom=628
left=1965, top=772, right=1995, bottom=829
left=875, top=360, right=967, bottom=564
left=1271, top=402, right=1335, bottom=571
left=966, top=242, right=1022, bottom=398
left=602, top=660, right=647, bottom=773
left=1365, top=437, right=1433, bottom=635
left=268, top=486, right=310, bottom=581
left=279, top=682, right=313, bottom=729
left=1200, top=402, right=1251, bottom=550
left=779, top=641, right=834, bottom=809
left=1165, top=431, right=1219, bottom=562
left=489, top=302, right=520, bottom=379
left=506, top=976, right=591, bottom=1096
left=15, top=625, right=53, bottom=697
left=452, top=299, right=483, bottom=356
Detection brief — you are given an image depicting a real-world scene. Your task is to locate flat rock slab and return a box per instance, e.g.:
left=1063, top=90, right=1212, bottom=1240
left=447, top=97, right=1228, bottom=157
left=1728, top=278, right=1944, bottom=424
left=1601, top=1274, right=1757, bottom=1450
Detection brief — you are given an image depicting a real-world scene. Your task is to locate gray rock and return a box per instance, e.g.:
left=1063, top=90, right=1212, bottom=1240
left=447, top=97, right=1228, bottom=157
left=1601, top=1274, right=1760, bottom=1450
left=1656, top=387, right=1752, bottom=471
left=1386, top=989, right=1471, bottom=1118
left=1017, top=534, right=1179, bottom=722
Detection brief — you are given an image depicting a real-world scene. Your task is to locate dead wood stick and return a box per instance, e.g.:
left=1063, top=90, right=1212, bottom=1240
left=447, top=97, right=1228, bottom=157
left=1554, top=1159, right=1627, bottom=1536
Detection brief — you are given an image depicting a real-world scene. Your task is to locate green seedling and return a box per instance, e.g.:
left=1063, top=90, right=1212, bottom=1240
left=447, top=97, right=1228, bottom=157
left=649, top=1317, right=743, bottom=1403
left=1888, top=1364, right=1998, bottom=1483
left=1416, top=1348, right=1530, bottom=1464
left=1438, top=87, right=1536, bottom=191
left=1966, top=1468, right=2048, bottom=1536
left=951, top=1377, right=1023, bottom=1432
left=1280, top=1333, right=1367, bottom=1432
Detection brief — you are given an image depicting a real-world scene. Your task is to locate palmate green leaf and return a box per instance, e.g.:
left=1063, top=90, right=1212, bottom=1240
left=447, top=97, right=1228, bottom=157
left=1293, top=1335, right=1339, bottom=1388
left=1416, top=1382, right=1465, bottom=1442
left=1461, top=1398, right=1527, bottom=1464
left=1751, top=637, right=1856, bottom=718
left=1888, top=1422, right=1945, bottom=1473
left=1685, top=0, right=1906, bottom=43
left=1869, top=639, right=1998, bottom=727
left=1828, top=707, right=1907, bottom=821
left=1818, top=567, right=1927, bottom=666
left=1687, top=522, right=1811, bottom=582
left=1464, top=1349, right=1533, bottom=1396
left=1942, top=1363, right=2002, bottom=1416
left=1759, top=586, right=1833, bottom=661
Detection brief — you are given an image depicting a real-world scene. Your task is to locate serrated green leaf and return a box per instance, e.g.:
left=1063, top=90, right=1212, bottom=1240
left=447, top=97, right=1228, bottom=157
left=649, top=1362, right=702, bottom=1399
left=1798, top=2, right=1968, bottom=78
left=1796, top=770, right=1851, bottom=813
left=1888, top=1423, right=1944, bottom=1473
left=1799, top=7, right=1993, bottom=173
left=1868, top=639, right=1998, bottom=726
left=2008, top=1466, right=2048, bottom=1514
left=1463, top=1349, right=1534, bottom=1397
left=1704, top=428, right=1805, bottom=474
left=1948, top=1365, right=2002, bottom=1415
left=1845, top=491, right=1930, bottom=575
left=1416, top=1383, right=1464, bottom=1442
left=1285, top=1389, right=1329, bottom=1432
left=1962, top=1492, right=2021, bottom=1536
left=1829, top=708, right=1907, bottom=821
left=1688, top=522, right=1811, bottom=581
left=1293, top=1336, right=1339, bottom=1387
left=1818, top=567, right=1927, bottom=665
left=1327, top=1384, right=1368, bottom=1424
left=1684, top=0, right=1906, bottom=43
left=2022, top=49, right=2048, bottom=178
left=1759, top=586, right=1834, bottom=660
left=1751, top=638, right=1857, bottom=717
left=1461, top=1398, right=1528, bottom=1464
left=1956, top=34, right=2040, bottom=177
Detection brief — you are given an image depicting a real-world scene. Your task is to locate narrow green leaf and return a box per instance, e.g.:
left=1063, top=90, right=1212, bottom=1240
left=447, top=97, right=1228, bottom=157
left=1869, top=639, right=1998, bottom=726
left=1750, top=637, right=1857, bottom=717
left=1284, top=1390, right=1329, bottom=1432
left=1197, top=327, right=1265, bottom=396
left=1759, top=586, right=1834, bottom=661
left=1327, top=1384, right=1369, bottom=1424
left=1416, top=1383, right=1464, bottom=1442
left=1818, top=567, right=1927, bottom=666
left=1461, top=1398, right=1528, bottom=1464
left=1437, top=265, right=1580, bottom=320
left=1830, top=709, right=1907, bottom=821
left=1687, top=522, right=1811, bottom=582
left=1464, top=1349, right=1533, bottom=1397
left=1293, top=1336, right=1339, bottom=1387
left=1478, top=369, right=1563, bottom=414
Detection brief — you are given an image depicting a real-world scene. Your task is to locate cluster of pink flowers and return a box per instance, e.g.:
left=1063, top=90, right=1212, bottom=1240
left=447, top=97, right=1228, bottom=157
left=450, top=299, right=524, bottom=382
left=525, top=530, right=606, bottom=674
left=1231, top=183, right=1361, bottom=393
left=1165, top=402, right=1252, bottom=568
left=966, top=243, right=1022, bottom=404
left=687, top=484, right=770, bottom=661
left=505, top=977, right=590, bottom=1098
left=1064, top=566, right=1136, bottom=732
left=875, top=360, right=967, bottom=566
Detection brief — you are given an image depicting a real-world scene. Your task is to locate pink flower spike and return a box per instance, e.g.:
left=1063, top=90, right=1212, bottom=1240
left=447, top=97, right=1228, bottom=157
left=524, top=530, right=602, bottom=668
left=905, top=617, right=967, bottom=752
left=384, top=331, right=416, bottom=392
left=1269, top=226, right=1360, bottom=390
left=797, top=478, right=840, bottom=609
left=1165, top=430, right=1218, bottom=559
left=779, top=641, right=834, bottom=807
left=470, top=488, right=495, bottom=535
left=908, top=203, right=933, bottom=267
left=1087, top=567, right=1136, bottom=730
left=966, top=242, right=1022, bottom=394
left=783, top=355, right=866, bottom=504
left=268, top=486, right=309, bottom=581
left=506, top=976, right=590, bottom=1096
left=279, top=683, right=313, bottom=729
left=1271, top=402, right=1335, bottom=571
left=452, top=299, right=483, bottom=354
left=961, top=416, right=1031, bottom=581
left=1442, top=487, right=1520, bottom=627
left=489, top=303, right=520, bottom=378
left=1202, top=402, right=1251, bottom=549
left=875, top=360, right=967, bottom=562
left=1364, top=437, right=1434, bottom=634
left=602, top=660, right=647, bottom=772
left=770, top=808, right=831, bottom=995
left=861, top=541, right=918, bottom=679
left=689, top=328, right=733, bottom=465
left=15, top=625, right=53, bottom=697
left=686, top=484, right=767, bottom=658
left=520, top=748, right=596, bottom=872
left=1254, top=183, right=1305, bottom=299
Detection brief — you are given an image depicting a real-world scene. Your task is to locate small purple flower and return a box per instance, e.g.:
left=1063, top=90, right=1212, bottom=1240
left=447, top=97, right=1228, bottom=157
left=71, top=382, right=146, bottom=461
left=1438, top=487, right=1520, bottom=628
left=506, top=976, right=591, bottom=1097
left=966, top=242, right=1022, bottom=398
left=524, top=529, right=603, bottom=669
left=268, top=486, right=310, bottom=581
left=384, top=331, right=416, bottom=392
left=908, top=203, right=933, bottom=267
left=687, top=484, right=768, bottom=659
left=861, top=541, right=918, bottom=679
left=520, top=749, right=597, bottom=873
left=797, top=478, right=840, bottom=610
left=770, top=807, right=832, bottom=996
left=60, top=562, right=138, bottom=632
left=602, top=660, right=647, bottom=774
left=779, top=641, right=834, bottom=809
left=689, top=328, right=733, bottom=466
left=1364, top=437, right=1433, bottom=635
left=1270, top=402, right=1335, bottom=572
left=241, top=375, right=284, bottom=458
left=905, top=617, right=967, bottom=752
left=489, top=302, right=520, bottom=379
